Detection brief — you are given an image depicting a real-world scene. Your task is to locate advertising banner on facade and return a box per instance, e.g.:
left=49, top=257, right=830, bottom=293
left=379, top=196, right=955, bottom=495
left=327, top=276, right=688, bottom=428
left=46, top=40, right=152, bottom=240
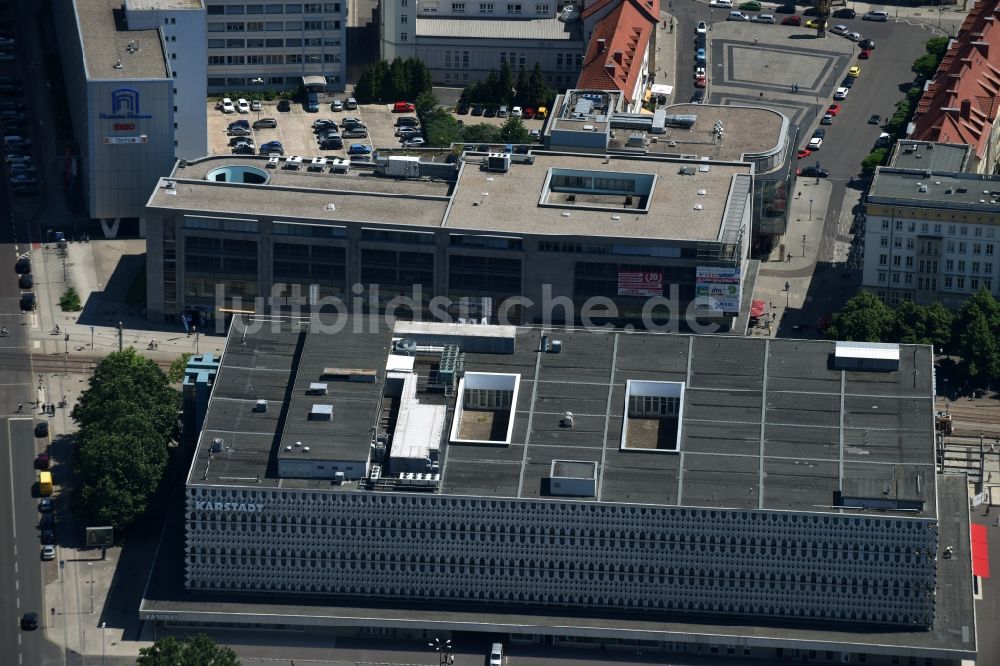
left=103, top=135, right=148, bottom=144
left=696, top=266, right=741, bottom=314
left=618, top=271, right=663, bottom=297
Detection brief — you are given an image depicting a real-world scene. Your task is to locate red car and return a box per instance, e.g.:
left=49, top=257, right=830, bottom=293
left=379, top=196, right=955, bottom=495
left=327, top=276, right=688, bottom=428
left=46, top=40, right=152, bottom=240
left=858, top=48, right=872, bottom=59
left=781, top=15, right=801, bottom=25
left=827, top=103, right=841, bottom=116
left=392, top=101, right=415, bottom=113
left=797, top=148, right=812, bottom=159
left=34, top=452, right=50, bottom=470
left=694, top=76, right=707, bottom=88
left=522, top=107, right=536, bottom=119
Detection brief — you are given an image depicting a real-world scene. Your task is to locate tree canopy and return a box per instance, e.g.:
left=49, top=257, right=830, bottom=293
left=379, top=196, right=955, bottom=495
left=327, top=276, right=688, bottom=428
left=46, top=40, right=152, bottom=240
left=353, top=58, right=432, bottom=104
left=70, top=348, right=180, bottom=532
left=137, top=635, right=240, bottom=666
left=460, top=62, right=555, bottom=108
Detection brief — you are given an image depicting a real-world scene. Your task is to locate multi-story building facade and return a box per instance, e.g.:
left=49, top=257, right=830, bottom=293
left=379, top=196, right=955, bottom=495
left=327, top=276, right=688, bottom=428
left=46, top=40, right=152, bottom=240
left=205, top=0, right=348, bottom=93
left=143, top=140, right=753, bottom=329
left=139, top=317, right=975, bottom=664
left=864, top=166, right=1000, bottom=308
left=380, top=0, right=584, bottom=88
left=52, top=0, right=207, bottom=228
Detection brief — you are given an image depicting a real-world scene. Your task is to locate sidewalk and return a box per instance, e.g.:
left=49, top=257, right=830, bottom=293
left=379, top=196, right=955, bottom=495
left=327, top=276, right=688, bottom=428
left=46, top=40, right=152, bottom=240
left=654, top=8, right=677, bottom=102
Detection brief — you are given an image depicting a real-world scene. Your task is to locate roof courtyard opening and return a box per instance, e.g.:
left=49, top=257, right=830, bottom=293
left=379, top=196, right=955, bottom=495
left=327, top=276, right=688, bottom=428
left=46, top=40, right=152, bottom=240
left=540, top=168, right=655, bottom=212
left=449, top=372, right=520, bottom=445
left=621, top=379, right=684, bottom=452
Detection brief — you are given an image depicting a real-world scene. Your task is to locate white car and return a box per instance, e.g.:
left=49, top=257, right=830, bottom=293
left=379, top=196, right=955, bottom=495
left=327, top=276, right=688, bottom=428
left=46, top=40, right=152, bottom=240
left=709, top=0, right=732, bottom=7
left=221, top=98, right=235, bottom=114
left=250, top=100, right=261, bottom=112
left=237, top=98, right=250, bottom=113
left=41, top=545, right=55, bottom=561
left=694, top=66, right=706, bottom=78
left=727, top=11, right=750, bottom=21
left=863, top=10, right=888, bottom=21
left=808, top=136, right=823, bottom=150
left=833, top=86, right=849, bottom=100
left=511, top=106, right=523, bottom=117
left=845, top=31, right=862, bottom=42
left=829, top=24, right=848, bottom=35
left=489, top=643, right=503, bottom=666
left=752, top=14, right=775, bottom=24
left=696, top=21, right=708, bottom=34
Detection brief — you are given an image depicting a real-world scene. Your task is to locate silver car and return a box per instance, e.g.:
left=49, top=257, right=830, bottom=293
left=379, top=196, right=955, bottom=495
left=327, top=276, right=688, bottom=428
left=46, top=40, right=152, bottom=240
left=752, top=13, right=775, bottom=23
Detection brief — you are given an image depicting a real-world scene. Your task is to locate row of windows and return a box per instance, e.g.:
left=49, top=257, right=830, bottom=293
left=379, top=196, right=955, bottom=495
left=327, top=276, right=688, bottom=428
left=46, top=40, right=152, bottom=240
left=878, top=235, right=994, bottom=255
left=879, top=218, right=998, bottom=237
left=208, top=20, right=341, bottom=32
left=424, top=2, right=548, bottom=14
left=208, top=52, right=341, bottom=65
left=874, top=271, right=993, bottom=292
left=207, top=3, right=342, bottom=15
left=208, top=38, right=340, bottom=50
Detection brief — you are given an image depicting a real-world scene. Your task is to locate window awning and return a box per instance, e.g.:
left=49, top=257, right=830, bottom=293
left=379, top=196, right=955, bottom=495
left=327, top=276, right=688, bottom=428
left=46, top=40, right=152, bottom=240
left=750, top=299, right=766, bottom=318
left=302, top=75, right=326, bottom=87
left=972, top=523, right=990, bottom=578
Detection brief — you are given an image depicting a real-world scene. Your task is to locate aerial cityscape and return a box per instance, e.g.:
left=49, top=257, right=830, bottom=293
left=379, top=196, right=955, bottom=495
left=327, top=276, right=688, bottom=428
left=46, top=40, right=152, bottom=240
left=1, top=0, right=998, bottom=664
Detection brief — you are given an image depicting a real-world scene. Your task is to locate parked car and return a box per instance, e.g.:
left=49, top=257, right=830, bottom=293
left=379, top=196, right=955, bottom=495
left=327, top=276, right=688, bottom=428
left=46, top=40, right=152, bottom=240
left=15, top=256, right=30, bottom=274
left=522, top=107, right=536, bottom=119
left=498, top=105, right=509, bottom=117
left=0, top=52, right=17, bottom=62
left=237, top=98, right=250, bottom=113
left=812, top=128, right=826, bottom=139
left=727, top=11, right=750, bottom=21
left=842, top=75, right=857, bottom=88
left=312, top=118, right=336, bottom=131
left=20, top=292, right=35, bottom=311
left=40, top=529, right=55, bottom=545
left=775, top=4, right=796, bottom=13
left=484, top=105, right=497, bottom=118
left=396, top=126, right=421, bottom=138
left=20, top=613, right=38, bottom=630
left=804, top=18, right=828, bottom=29
left=277, top=99, right=291, bottom=112
left=0, top=37, right=15, bottom=47
left=319, top=138, right=343, bottom=150
left=781, top=15, right=801, bottom=25
left=471, top=104, right=484, bottom=116
left=821, top=114, right=833, bottom=125
left=709, top=0, right=733, bottom=6
left=231, top=143, right=255, bottom=155
left=456, top=101, right=470, bottom=114
left=863, top=10, right=888, bottom=21
left=34, top=452, right=50, bottom=470
left=402, top=137, right=426, bottom=147
left=797, top=148, right=812, bottom=159
left=696, top=48, right=706, bottom=63
left=250, top=99, right=261, bottom=112
left=845, top=31, right=861, bottom=41
left=848, top=65, right=861, bottom=77
left=348, top=144, right=371, bottom=155
left=18, top=273, right=32, bottom=289
left=392, top=101, right=415, bottom=113
left=833, top=86, right=849, bottom=100
left=833, top=8, right=856, bottom=18
left=694, top=76, right=707, bottom=88
left=331, top=99, right=344, bottom=112
left=859, top=38, right=875, bottom=49
left=38, top=498, right=52, bottom=513
left=858, top=48, right=872, bottom=59
left=830, top=24, right=848, bottom=35
left=489, top=643, right=504, bottom=666
left=868, top=114, right=881, bottom=125
left=41, top=545, right=55, bottom=561
left=752, top=13, right=775, bottom=23
left=511, top=106, right=523, bottom=117
left=529, top=128, right=541, bottom=139
left=9, top=174, right=38, bottom=186
left=341, top=116, right=363, bottom=126
left=221, top=98, right=235, bottom=113
left=808, top=136, right=823, bottom=150
left=827, top=103, right=841, bottom=116
left=739, top=0, right=760, bottom=10
left=260, top=140, right=284, bottom=155
left=696, top=20, right=708, bottom=34
left=342, top=128, right=368, bottom=139
left=35, top=421, right=48, bottom=437
left=690, top=90, right=705, bottom=103
left=229, top=135, right=254, bottom=147
left=396, top=116, right=419, bottom=127
left=800, top=166, right=829, bottom=178
left=253, top=117, right=278, bottom=129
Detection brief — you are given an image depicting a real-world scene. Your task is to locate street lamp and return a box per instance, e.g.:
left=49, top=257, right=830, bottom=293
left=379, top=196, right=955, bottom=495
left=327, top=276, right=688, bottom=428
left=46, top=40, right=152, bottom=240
left=427, top=637, right=453, bottom=666
left=808, top=198, right=814, bottom=222
left=785, top=281, right=791, bottom=309
left=101, top=622, right=106, bottom=665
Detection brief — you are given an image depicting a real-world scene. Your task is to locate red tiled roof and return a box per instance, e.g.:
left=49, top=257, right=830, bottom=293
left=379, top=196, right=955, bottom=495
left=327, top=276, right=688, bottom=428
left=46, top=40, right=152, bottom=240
left=576, top=0, right=660, bottom=103
left=910, top=0, right=1000, bottom=161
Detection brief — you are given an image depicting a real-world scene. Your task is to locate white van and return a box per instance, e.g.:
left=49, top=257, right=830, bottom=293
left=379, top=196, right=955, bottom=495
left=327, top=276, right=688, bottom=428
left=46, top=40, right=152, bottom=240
left=709, top=0, right=733, bottom=7
left=489, top=643, right=503, bottom=666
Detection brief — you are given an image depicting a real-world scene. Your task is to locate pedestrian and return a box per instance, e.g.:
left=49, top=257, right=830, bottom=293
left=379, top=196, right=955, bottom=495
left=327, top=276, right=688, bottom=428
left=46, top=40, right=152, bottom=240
left=754, top=35, right=758, bottom=45
left=16, top=402, right=22, bottom=413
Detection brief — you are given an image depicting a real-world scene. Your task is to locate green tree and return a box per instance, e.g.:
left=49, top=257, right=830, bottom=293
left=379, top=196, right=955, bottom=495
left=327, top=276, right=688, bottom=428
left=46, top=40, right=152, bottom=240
left=71, top=348, right=179, bottom=437
left=953, top=288, right=1000, bottom=384
left=167, top=352, right=194, bottom=384
left=353, top=61, right=386, bottom=103
left=498, top=61, right=514, bottom=105
left=911, top=53, right=939, bottom=80
left=890, top=300, right=953, bottom=348
left=496, top=116, right=531, bottom=143
left=527, top=63, right=548, bottom=106
left=423, top=110, right=463, bottom=147
left=482, top=71, right=500, bottom=102
left=384, top=57, right=408, bottom=100
left=415, top=91, right=439, bottom=125
left=137, top=635, right=240, bottom=666
left=461, top=123, right=499, bottom=143
left=514, top=67, right=530, bottom=106
left=59, top=286, right=82, bottom=311
left=860, top=148, right=888, bottom=176
left=405, top=57, right=433, bottom=99
left=925, top=35, right=949, bottom=58
left=824, top=291, right=896, bottom=342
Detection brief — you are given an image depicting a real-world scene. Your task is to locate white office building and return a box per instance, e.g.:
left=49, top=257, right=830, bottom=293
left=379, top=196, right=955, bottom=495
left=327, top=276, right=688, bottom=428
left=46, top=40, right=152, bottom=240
left=205, top=0, right=348, bottom=92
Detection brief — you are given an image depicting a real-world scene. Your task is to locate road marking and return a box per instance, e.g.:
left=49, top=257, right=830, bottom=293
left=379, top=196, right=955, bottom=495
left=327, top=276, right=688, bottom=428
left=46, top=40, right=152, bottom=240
left=7, top=420, right=16, bottom=541
left=14, top=580, right=18, bottom=591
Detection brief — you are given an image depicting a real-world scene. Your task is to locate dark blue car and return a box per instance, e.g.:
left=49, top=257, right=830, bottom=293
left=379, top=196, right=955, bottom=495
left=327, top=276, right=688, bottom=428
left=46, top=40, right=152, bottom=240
left=259, top=140, right=284, bottom=155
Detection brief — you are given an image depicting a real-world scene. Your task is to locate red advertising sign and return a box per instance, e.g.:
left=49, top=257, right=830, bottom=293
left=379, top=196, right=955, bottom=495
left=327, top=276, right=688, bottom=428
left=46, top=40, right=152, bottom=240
left=113, top=123, right=135, bottom=131
left=617, top=271, right=663, bottom=297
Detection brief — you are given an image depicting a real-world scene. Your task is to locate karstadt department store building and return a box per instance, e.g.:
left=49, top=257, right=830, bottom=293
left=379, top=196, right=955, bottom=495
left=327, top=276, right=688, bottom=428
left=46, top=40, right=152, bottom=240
left=139, top=317, right=977, bottom=664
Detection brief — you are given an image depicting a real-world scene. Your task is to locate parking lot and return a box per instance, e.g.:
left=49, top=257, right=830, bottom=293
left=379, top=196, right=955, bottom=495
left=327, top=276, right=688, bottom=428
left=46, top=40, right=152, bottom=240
left=206, top=99, right=547, bottom=158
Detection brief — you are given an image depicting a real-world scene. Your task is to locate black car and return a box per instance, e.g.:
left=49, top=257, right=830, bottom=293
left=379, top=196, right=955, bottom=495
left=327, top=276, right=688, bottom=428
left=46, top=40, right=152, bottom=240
left=20, top=613, right=38, bottom=630
left=227, top=118, right=250, bottom=128
left=842, top=76, right=856, bottom=88
left=690, top=90, right=705, bottom=104
left=252, top=117, right=278, bottom=129
left=775, top=3, right=796, bottom=12
left=231, top=144, right=255, bottom=155
left=40, top=529, right=55, bottom=545
left=15, top=256, right=30, bottom=274
left=868, top=114, right=881, bottom=125
left=694, top=33, right=706, bottom=46
left=35, top=421, right=48, bottom=437
left=800, top=166, right=829, bottom=178
left=312, top=119, right=336, bottom=131
left=18, top=273, right=32, bottom=289
left=812, top=127, right=826, bottom=139
left=858, top=38, right=875, bottom=50
left=471, top=104, right=484, bottom=116
left=832, top=7, right=856, bottom=18
left=317, top=130, right=342, bottom=141
left=456, top=101, right=470, bottom=115
left=19, top=292, right=35, bottom=311
left=276, top=99, right=291, bottom=112
left=484, top=105, right=497, bottom=118
left=319, top=138, right=343, bottom=150
left=396, top=116, right=419, bottom=127
left=39, top=514, right=54, bottom=530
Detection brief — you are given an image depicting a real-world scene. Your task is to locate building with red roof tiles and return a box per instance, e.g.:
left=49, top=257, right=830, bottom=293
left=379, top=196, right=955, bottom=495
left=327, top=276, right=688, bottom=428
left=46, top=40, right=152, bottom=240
left=577, top=0, right=660, bottom=111
left=909, top=0, right=1000, bottom=173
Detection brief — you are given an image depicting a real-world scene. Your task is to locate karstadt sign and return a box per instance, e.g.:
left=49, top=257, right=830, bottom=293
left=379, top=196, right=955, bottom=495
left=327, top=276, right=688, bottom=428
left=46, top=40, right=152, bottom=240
left=195, top=501, right=263, bottom=512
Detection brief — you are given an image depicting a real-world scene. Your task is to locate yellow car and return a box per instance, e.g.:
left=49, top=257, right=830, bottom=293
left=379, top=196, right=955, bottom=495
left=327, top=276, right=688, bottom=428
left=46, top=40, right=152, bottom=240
left=848, top=65, right=861, bottom=77
left=805, top=18, right=828, bottom=29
